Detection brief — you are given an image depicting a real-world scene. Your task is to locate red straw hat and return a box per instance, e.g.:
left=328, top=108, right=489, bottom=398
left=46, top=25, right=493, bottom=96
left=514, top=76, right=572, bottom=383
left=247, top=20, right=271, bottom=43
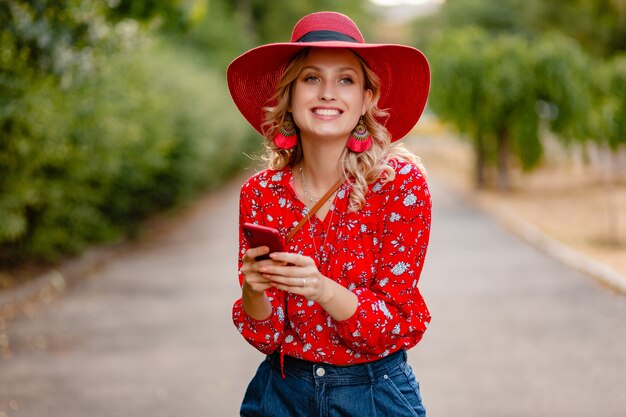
left=227, top=11, right=430, bottom=142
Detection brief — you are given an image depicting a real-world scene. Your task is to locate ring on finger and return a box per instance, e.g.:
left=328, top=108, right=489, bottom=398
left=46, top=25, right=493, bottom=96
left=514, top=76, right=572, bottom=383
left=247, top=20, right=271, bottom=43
left=301, top=277, right=306, bottom=287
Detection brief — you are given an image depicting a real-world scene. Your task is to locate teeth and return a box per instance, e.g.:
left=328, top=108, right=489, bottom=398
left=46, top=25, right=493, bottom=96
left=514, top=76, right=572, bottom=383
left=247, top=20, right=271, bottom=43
left=314, top=108, right=341, bottom=116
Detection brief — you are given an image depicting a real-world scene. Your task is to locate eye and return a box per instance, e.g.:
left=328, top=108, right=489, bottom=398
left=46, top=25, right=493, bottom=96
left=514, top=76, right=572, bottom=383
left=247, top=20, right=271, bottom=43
left=303, top=74, right=320, bottom=82
left=339, top=76, right=354, bottom=85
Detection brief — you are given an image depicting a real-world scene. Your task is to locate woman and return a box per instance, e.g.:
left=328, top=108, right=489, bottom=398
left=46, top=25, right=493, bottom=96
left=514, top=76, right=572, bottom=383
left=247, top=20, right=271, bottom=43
left=227, top=11, right=432, bottom=417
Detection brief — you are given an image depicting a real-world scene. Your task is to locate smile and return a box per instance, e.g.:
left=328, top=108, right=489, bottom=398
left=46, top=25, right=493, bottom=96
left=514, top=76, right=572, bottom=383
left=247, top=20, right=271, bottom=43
left=312, top=108, right=342, bottom=116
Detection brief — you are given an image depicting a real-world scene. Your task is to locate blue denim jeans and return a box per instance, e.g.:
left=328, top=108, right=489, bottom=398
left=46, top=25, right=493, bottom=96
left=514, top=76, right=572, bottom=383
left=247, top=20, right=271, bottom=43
left=240, top=349, right=426, bottom=417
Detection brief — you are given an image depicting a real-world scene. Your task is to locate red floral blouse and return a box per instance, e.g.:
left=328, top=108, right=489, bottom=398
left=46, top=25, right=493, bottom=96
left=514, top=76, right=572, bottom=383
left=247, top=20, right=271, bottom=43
left=232, top=159, right=431, bottom=365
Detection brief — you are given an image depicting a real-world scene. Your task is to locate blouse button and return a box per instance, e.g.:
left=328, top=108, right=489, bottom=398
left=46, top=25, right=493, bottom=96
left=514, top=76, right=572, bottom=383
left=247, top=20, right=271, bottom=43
left=316, top=367, right=326, bottom=377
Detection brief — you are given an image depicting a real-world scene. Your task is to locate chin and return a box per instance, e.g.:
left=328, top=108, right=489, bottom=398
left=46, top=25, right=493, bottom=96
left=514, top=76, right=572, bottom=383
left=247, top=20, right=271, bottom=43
left=309, top=128, right=351, bottom=140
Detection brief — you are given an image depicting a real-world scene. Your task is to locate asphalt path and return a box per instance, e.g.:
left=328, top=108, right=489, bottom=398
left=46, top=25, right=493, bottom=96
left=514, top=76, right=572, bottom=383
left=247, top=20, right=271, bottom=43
left=1, top=170, right=625, bottom=417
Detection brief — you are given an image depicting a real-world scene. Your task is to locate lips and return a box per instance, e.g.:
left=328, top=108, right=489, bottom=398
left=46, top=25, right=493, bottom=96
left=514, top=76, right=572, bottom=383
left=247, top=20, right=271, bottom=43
left=312, top=107, right=343, bottom=116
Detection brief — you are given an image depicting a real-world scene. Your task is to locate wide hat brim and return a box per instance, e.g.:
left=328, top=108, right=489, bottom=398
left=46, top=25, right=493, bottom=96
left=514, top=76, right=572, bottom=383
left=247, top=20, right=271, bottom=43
left=227, top=40, right=430, bottom=142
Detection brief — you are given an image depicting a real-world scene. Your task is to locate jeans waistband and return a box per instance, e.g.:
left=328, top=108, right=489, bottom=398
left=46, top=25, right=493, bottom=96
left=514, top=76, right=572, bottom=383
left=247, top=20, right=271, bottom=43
left=267, top=349, right=407, bottom=384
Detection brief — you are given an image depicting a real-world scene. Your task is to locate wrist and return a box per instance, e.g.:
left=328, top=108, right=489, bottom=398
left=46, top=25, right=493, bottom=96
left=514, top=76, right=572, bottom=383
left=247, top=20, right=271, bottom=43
left=314, top=277, right=358, bottom=322
left=242, top=281, right=263, bottom=296
left=242, top=282, right=270, bottom=305
left=242, top=283, right=272, bottom=320
left=316, top=276, right=335, bottom=306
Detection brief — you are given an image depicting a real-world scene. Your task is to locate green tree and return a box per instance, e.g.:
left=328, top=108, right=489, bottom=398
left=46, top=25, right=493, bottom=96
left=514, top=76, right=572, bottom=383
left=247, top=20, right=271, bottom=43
left=429, top=28, right=592, bottom=190
left=595, top=55, right=626, bottom=151
left=0, top=0, right=116, bottom=99
left=100, top=0, right=257, bottom=72
left=426, top=28, right=491, bottom=186
left=533, top=34, right=593, bottom=143
left=424, top=0, right=626, bottom=57
left=0, top=1, right=257, bottom=265
left=0, top=0, right=119, bottom=248
left=433, top=0, right=531, bottom=36
left=245, top=0, right=371, bottom=43
left=525, top=0, right=626, bottom=57
left=588, top=55, right=626, bottom=246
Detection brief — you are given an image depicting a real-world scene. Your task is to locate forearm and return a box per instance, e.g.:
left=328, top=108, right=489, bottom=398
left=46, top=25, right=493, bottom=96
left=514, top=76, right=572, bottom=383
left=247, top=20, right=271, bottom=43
left=242, top=284, right=273, bottom=321
left=316, top=278, right=358, bottom=322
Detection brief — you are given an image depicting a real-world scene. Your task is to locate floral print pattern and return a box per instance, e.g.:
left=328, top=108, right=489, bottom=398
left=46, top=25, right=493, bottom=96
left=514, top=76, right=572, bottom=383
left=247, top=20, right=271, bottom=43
left=232, top=159, right=431, bottom=365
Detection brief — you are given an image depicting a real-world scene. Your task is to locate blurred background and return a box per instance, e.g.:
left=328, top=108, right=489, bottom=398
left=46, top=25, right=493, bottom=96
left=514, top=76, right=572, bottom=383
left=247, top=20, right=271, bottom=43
left=0, top=0, right=624, bottom=279
left=1, top=0, right=626, bottom=416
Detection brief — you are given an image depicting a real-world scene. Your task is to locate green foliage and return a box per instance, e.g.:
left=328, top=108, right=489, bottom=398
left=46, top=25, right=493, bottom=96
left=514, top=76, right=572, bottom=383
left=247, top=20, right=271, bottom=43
left=0, top=40, right=257, bottom=264
left=0, top=0, right=119, bottom=87
left=608, top=56, right=626, bottom=150
left=533, top=34, right=593, bottom=142
left=249, top=0, right=372, bottom=44
left=0, top=0, right=372, bottom=265
left=104, top=0, right=373, bottom=69
left=429, top=28, right=593, bottom=187
left=0, top=0, right=263, bottom=266
left=434, top=0, right=531, bottom=36
left=428, top=27, right=488, bottom=135
left=415, top=0, right=618, bottom=189
left=483, top=35, right=541, bottom=170
left=525, top=0, right=626, bottom=58
left=172, top=0, right=253, bottom=70
left=593, top=55, right=626, bottom=151
left=429, top=29, right=537, bottom=170
left=106, top=0, right=186, bottom=23
left=105, top=0, right=211, bottom=32
left=422, top=0, right=625, bottom=58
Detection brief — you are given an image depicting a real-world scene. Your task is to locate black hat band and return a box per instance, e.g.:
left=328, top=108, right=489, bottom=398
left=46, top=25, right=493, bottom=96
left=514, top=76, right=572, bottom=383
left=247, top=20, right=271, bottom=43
left=296, top=30, right=359, bottom=43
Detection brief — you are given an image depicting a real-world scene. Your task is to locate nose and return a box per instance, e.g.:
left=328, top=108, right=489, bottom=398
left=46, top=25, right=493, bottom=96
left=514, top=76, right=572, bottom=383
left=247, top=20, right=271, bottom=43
left=319, top=80, right=336, bottom=101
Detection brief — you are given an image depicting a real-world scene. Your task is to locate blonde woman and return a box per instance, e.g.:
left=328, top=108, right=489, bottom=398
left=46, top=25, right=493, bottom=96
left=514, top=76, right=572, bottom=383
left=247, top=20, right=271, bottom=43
left=227, top=11, right=432, bottom=416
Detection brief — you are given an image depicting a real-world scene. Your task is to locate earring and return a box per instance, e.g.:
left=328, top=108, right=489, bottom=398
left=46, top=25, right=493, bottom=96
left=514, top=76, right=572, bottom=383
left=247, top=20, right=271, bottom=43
left=347, top=117, right=373, bottom=152
left=273, top=113, right=297, bottom=149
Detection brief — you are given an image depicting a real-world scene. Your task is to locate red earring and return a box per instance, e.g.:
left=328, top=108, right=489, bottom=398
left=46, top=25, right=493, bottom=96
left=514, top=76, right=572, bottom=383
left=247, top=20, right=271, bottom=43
left=273, top=113, right=297, bottom=149
left=347, top=117, right=372, bottom=152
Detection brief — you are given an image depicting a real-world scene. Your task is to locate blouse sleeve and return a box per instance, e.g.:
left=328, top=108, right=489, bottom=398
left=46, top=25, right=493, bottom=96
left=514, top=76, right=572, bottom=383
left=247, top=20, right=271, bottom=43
left=333, top=164, right=432, bottom=355
left=231, top=182, right=286, bottom=354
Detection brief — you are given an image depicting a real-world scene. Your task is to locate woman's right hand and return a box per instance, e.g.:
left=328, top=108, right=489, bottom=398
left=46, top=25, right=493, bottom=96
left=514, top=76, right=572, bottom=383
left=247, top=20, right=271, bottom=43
left=240, top=246, right=280, bottom=294
left=240, top=246, right=286, bottom=320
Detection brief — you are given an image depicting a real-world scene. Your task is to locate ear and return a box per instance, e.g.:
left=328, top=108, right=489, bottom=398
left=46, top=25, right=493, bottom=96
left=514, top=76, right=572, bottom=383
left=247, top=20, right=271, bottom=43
left=362, top=89, right=373, bottom=115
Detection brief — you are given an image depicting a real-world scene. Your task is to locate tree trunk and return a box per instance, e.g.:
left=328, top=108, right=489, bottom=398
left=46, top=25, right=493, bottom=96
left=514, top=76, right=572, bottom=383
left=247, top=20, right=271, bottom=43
left=474, top=133, right=487, bottom=189
left=496, top=130, right=511, bottom=192
left=605, top=151, right=621, bottom=246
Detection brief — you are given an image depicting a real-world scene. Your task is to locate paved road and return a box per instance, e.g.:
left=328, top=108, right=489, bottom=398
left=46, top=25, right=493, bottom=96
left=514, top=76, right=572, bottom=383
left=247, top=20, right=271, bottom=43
left=1, top=170, right=625, bottom=417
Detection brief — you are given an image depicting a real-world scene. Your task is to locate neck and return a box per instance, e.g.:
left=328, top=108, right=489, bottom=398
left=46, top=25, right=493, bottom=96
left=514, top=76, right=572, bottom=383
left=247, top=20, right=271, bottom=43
left=299, top=141, right=344, bottom=192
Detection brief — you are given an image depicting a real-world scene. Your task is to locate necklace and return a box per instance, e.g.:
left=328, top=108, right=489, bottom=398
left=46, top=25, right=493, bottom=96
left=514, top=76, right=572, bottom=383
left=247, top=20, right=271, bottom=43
left=300, top=165, right=321, bottom=204
left=299, top=164, right=340, bottom=207
left=298, top=164, right=339, bottom=264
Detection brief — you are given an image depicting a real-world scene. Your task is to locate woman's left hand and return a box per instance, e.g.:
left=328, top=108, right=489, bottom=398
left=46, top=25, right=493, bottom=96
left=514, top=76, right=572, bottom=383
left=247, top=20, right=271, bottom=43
left=260, top=252, right=329, bottom=302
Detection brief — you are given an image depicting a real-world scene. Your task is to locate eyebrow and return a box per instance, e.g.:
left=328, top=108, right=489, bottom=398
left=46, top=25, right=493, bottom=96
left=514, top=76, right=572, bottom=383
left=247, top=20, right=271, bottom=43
left=301, top=65, right=359, bottom=74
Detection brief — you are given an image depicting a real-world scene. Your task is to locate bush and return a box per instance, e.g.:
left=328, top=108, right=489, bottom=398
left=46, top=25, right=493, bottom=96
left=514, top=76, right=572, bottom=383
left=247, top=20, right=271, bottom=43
left=0, top=39, right=257, bottom=265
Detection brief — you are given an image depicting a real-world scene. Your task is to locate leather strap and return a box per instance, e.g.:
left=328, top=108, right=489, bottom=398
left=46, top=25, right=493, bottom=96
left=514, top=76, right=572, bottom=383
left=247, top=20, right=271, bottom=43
left=286, top=178, right=343, bottom=243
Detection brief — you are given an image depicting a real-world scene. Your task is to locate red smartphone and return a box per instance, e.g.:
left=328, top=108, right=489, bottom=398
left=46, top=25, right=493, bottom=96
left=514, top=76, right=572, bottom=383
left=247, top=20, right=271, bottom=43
left=242, top=223, right=286, bottom=260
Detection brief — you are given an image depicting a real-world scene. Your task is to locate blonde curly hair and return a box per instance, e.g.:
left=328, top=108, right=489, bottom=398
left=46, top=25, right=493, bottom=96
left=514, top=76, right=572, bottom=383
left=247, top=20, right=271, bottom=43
left=260, top=48, right=424, bottom=212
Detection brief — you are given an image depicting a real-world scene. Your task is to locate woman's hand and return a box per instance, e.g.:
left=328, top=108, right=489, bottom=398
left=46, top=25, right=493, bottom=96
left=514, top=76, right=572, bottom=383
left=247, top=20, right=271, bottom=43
left=262, top=252, right=358, bottom=321
left=240, top=246, right=288, bottom=321
left=240, top=246, right=286, bottom=294
left=260, top=252, right=330, bottom=303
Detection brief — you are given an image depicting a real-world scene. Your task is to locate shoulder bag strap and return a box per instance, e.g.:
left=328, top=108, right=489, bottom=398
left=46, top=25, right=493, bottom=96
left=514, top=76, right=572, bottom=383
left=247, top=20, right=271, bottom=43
left=285, top=178, right=343, bottom=243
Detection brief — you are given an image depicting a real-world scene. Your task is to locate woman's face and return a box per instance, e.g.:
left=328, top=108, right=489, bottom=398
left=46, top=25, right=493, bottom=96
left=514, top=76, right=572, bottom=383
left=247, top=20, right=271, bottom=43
left=290, top=48, right=372, bottom=145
